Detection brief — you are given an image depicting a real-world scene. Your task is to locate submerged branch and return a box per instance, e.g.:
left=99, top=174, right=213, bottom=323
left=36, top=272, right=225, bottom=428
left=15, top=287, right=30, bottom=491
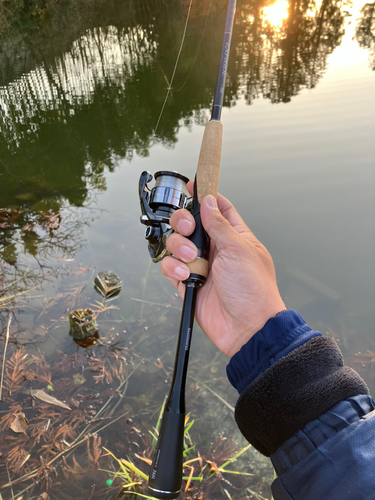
left=0, top=315, right=12, bottom=400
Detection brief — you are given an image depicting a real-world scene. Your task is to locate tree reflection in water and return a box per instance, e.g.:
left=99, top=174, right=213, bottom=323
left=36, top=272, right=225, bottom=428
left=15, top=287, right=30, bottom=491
left=0, top=0, right=357, bottom=153
left=237, top=0, right=347, bottom=103
left=356, top=1, right=375, bottom=70
left=0, top=0, right=367, bottom=304
left=0, top=202, right=99, bottom=331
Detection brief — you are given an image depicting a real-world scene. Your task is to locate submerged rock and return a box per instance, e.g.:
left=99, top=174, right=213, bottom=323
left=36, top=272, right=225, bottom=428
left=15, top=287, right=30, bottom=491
left=69, top=308, right=98, bottom=339
left=94, top=271, right=121, bottom=298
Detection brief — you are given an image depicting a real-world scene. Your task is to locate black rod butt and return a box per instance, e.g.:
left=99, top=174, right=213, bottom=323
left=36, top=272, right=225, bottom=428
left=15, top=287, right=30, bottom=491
left=147, top=485, right=181, bottom=499
left=147, top=411, right=185, bottom=499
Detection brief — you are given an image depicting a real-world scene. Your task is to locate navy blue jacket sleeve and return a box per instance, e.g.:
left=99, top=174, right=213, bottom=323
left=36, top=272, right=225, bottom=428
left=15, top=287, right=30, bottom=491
left=226, top=310, right=375, bottom=499
left=271, top=394, right=375, bottom=499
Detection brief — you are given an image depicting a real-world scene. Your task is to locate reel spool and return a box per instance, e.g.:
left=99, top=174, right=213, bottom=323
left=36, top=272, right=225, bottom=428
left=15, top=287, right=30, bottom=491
left=139, top=171, right=190, bottom=262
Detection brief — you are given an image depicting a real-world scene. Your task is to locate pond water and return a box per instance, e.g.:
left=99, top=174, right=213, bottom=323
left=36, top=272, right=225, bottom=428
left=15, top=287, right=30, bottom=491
left=0, top=0, right=374, bottom=498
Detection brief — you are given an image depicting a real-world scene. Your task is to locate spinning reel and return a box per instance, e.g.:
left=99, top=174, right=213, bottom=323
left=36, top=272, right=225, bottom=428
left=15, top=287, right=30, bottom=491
left=139, top=170, right=190, bottom=262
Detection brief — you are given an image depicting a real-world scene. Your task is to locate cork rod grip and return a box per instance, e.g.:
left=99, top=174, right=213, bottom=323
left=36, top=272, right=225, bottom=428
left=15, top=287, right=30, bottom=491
left=196, top=120, right=223, bottom=204
left=186, top=120, right=222, bottom=280
left=187, top=258, right=209, bottom=278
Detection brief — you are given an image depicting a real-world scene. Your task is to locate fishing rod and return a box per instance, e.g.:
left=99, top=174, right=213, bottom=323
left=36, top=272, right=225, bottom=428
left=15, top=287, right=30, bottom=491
left=139, top=1, right=237, bottom=497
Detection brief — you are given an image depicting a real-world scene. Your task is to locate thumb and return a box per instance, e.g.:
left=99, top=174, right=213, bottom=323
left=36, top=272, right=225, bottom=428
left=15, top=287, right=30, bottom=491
left=200, top=195, right=240, bottom=251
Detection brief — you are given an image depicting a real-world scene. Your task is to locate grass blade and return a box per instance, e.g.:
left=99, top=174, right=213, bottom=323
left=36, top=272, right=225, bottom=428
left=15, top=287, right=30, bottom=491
left=122, top=459, right=148, bottom=481
left=220, top=443, right=251, bottom=469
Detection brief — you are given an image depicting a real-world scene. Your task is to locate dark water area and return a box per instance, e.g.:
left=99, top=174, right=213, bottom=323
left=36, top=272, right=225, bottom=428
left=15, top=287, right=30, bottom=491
left=0, top=0, right=374, bottom=498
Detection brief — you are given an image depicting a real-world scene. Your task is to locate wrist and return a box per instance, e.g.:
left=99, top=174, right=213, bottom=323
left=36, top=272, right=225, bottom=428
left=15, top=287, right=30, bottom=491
left=225, top=303, right=287, bottom=358
left=227, top=310, right=321, bottom=394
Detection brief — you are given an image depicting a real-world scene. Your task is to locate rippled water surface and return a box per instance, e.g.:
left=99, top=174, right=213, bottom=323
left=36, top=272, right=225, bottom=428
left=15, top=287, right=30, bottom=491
left=0, top=0, right=374, bottom=498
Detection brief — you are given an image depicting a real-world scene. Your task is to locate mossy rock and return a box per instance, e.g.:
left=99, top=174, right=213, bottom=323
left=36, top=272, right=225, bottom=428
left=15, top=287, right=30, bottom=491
left=69, top=308, right=98, bottom=339
left=94, top=271, right=121, bottom=298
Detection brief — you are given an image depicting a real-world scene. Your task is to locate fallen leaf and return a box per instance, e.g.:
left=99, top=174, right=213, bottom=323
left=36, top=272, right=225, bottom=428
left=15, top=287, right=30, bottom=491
left=134, top=453, right=152, bottom=465
left=30, top=389, right=71, bottom=410
left=10, top=413, right=28, bottom=434
left=206, top=460, right=221, bottom=475
left=71, top=398, right=80, bottom=408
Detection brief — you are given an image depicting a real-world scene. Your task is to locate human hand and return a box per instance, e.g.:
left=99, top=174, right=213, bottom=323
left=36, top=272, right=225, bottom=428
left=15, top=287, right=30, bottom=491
left=160, top=182, right=286, bottom=358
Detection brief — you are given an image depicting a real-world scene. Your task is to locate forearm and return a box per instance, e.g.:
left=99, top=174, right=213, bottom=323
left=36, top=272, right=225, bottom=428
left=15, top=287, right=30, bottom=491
left=227, top=310, right=375, bottom=499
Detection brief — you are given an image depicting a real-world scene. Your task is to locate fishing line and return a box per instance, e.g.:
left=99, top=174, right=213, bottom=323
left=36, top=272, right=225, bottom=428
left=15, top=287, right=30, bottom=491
left=153, top=0, right=194, bottom=134
left=175, top=0, right=213, bottom=93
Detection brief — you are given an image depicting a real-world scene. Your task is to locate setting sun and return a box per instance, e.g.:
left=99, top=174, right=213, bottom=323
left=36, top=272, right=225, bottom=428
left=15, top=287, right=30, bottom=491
left=262, top=0, right=289, bottom=27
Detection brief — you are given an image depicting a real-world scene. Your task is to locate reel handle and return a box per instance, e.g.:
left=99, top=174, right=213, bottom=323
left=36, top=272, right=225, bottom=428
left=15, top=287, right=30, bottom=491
left=186, top=120, right=223, bottom=281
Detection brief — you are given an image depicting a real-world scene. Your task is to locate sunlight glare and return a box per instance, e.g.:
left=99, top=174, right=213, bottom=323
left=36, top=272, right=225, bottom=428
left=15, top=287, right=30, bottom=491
left=262, top=0, right=289, bottom=27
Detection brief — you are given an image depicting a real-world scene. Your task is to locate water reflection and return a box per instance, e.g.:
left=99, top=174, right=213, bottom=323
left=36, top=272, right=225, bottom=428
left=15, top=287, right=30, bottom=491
left=238, top=0, right=347, bottom=103
left=0, top=0, right=371, bottom=310
left=262, top=0, right=290, bottom=27
left=356, top=1, right=375, bottom=70
left=1, top=25, right=157, bottom=153
left=0, top=203, right=98, bottom=334
left=0, top=0, right=364, bottom=160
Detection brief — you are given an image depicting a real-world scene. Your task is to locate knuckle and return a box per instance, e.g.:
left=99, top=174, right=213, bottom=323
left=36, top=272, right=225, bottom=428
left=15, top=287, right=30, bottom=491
left=166, top=232, right=179, bottom=251
left=161, top=256, right=175, bottom=274
left=170, top=209, right=192, bottom=228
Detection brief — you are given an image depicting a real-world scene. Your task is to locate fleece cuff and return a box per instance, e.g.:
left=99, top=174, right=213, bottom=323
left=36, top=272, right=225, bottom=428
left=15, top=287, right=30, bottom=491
left=234, top=336, right=369, bottom=456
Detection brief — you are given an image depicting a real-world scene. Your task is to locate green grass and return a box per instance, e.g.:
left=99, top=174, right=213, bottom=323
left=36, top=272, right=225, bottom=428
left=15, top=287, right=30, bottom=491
left=101, top=402, right=255, bottom=499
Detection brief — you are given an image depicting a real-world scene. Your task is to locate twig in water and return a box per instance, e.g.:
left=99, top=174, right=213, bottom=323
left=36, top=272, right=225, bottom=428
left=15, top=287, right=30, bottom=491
left=188, top=374, right=235, bottom=412
left=131, top=298, right=180, bottom=310
left=140, top=259, right=151, bottom=319
left=6, top=467, right=14, bottom=500
left=0, top=285, right=39, bottom=306
left=0, top=316, right=12, bottom=400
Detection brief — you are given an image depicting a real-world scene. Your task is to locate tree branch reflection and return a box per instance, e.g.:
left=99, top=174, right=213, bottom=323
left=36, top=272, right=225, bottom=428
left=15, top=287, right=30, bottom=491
left=236, top=0, right=347, bottom=103
left=356, top=2, right=375, bottom=70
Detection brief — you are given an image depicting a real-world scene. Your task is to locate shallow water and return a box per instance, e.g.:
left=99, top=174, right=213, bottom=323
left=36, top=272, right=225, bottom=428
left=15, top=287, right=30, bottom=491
left=0, top=0, right=374, bottom=498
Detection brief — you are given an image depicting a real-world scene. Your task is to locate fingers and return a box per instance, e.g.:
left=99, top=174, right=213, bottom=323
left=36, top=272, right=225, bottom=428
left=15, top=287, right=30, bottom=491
left=216, top=194, right=252, bottom=236
left=199, top=195, right=243, bottom=252
left=202, top=194, right=259, bottom=245
left=165, top=182, right=259, bottom=282
left=187, top=180, right=254, bottom=238
left=161, top=255, right=190, bottom=282
left=187, top=180, right=194, bottom=196
left=167, top=232, right=197, bottom=262
left=169, top=208, right=195, bottom=236
left=160, top=256, right=188, bottom=298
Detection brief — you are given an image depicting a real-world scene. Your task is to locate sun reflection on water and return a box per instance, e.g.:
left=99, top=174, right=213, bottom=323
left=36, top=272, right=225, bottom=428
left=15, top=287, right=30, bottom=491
left=262, top=0, right=289, bottom=28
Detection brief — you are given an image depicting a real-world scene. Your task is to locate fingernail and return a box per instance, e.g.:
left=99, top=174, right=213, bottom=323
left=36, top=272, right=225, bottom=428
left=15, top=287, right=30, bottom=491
left=205, top=195, right=217, bottom=209
left=177, top=219, right=192, bottom=235
left=180, top=245, right=197, bottom=261
left=175, top=266, right=190, bottom=280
